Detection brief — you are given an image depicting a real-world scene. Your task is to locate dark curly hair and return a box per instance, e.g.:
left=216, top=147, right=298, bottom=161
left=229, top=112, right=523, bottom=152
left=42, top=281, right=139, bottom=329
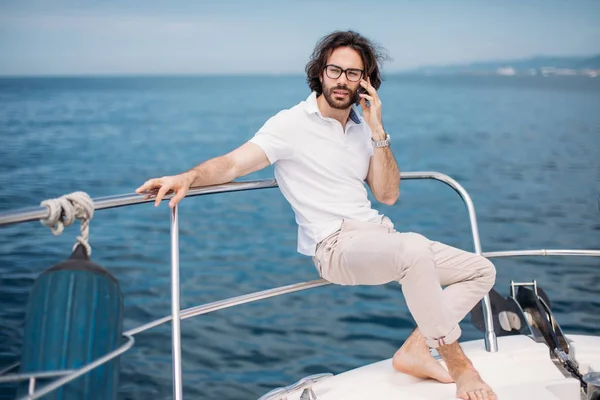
left=305, top=30, right=390, bottom=96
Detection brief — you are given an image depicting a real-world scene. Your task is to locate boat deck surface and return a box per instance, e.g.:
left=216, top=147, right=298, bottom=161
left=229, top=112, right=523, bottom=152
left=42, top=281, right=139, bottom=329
left=287, top=334, right=600, bottom=400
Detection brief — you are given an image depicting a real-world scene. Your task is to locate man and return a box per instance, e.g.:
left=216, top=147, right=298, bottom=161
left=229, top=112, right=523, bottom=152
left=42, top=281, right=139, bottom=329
left=136, top=30, right=497, bottom=400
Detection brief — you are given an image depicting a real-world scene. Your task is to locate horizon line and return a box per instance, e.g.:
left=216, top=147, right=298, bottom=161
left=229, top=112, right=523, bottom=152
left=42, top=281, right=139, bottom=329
left=0, top=71, right=415, bottom=79
left=1, top=52, right=598, bottom=80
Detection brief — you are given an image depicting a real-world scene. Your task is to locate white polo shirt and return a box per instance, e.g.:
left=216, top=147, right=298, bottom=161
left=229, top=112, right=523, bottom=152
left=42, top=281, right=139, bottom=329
left=249, top=91, right=384, bottom=256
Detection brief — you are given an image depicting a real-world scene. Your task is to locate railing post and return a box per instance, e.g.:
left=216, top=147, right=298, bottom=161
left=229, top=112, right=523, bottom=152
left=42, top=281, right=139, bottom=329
left=455, top=177, right=498, bottom=353
left=28, top=377, right=35, bottom=395
left=457, top=183, right=498, bottom=353
left=481, top=295, right=497, bottom=352
left=170, top=206, right=183, bottom=400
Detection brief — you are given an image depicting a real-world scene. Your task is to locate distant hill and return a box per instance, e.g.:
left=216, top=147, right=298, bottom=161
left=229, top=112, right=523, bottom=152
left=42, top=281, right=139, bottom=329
left=405, top=54, right=600, bottom=75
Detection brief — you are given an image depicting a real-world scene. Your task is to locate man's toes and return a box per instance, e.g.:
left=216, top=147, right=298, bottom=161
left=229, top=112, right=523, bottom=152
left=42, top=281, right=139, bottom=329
left=457, top=392, right=469, bottom=400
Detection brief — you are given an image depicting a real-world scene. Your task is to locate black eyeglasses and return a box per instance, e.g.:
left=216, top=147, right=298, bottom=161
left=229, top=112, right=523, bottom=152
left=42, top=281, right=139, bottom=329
left=324, top=64, right=364, bottom=82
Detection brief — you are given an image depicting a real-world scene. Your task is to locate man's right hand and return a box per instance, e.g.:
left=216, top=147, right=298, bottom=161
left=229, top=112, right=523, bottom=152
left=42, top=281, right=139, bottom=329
left=135, top=172, right=195, bottom=208
left=135, top=142, right=270, bottom=209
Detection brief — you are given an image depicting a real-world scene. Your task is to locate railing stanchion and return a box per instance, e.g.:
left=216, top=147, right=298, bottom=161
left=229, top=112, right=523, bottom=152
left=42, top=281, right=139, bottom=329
left=461, top=186, right=498, bottom=353
left=481, top=294, right=497, bottom=352
left=170, top=205, right=183, bottom=400
left=28, top=378, right=35, bottom=395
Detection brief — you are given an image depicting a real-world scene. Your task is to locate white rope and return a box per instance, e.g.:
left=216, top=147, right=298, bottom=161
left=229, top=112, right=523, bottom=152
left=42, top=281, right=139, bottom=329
left=40, top=191, right=95, bottom=257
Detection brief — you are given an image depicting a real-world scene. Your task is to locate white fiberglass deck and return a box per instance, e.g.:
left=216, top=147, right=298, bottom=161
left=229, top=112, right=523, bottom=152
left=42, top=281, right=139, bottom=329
left=286, top=334, right=600, bottom=400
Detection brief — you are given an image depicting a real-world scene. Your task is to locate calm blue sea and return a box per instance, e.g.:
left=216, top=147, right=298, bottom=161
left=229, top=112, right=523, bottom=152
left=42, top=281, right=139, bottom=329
left=1, top=75, right=599, bottom=399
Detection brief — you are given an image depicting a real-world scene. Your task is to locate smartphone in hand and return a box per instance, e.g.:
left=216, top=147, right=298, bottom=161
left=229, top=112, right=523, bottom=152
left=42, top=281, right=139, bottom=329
left=355, top=86, right=370, bottom=106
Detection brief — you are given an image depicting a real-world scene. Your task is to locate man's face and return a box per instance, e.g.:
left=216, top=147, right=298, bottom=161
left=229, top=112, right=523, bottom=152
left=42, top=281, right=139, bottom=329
left=320, top=46, right=365, bottom=110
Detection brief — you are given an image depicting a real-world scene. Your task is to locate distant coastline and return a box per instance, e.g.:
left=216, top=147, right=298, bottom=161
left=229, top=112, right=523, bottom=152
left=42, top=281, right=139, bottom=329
left=402, top=54, right=600, bottom=78
left=1, top=54, right=599, bottom=79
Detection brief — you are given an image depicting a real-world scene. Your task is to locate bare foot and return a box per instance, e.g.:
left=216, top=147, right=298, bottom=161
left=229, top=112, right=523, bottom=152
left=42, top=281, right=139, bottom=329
left=392, top=347, right=454, bottom=383
left=392, top=330, right=453, bottom=383
left=436, top=340, right=497, bottom=399
left=454, top=367, right=497, bottom=400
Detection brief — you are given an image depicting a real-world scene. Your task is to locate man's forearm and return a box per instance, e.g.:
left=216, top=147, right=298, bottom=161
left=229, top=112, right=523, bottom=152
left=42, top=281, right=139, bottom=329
left=184, top=155, right=236, bottom=188
left=368, top=128, right=400, bottom=205
left=369, top=147, right=400, bottom=204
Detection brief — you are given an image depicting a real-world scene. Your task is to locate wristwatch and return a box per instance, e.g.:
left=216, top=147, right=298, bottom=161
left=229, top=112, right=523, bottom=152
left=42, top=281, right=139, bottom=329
left=372, top=133, right=391, bottom=148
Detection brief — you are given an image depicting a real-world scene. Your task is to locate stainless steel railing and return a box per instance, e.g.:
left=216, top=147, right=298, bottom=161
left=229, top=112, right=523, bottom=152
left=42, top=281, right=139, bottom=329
left=2, top=171, right=599, bottom=400
left=0, top=178, right=280, bottom=400
left=170, top=205, right=183, bottom=400
left=0, top=179, right=278, bottom=226
left=0, top=335, right=134, bottom=400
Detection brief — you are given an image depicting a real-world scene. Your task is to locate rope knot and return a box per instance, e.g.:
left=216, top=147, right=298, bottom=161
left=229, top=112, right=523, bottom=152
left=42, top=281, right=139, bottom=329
left=40, top=191, right=95, bottom=257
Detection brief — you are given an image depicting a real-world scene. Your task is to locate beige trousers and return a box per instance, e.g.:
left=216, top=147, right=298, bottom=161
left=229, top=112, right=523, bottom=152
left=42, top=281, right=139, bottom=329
left=312, top=217, right=496, bottom=348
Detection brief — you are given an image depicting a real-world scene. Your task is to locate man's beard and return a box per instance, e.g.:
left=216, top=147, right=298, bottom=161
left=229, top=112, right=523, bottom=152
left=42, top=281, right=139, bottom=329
left=322, top=84, right=356, bottom=110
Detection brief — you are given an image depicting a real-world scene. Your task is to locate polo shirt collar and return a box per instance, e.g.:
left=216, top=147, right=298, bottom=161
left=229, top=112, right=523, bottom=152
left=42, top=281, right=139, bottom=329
left=305, top=91, right=362, bottom=125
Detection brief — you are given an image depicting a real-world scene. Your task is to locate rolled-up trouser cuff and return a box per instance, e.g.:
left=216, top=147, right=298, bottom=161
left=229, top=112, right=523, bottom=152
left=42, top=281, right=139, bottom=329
left=425, top=324, right=462, bottom=349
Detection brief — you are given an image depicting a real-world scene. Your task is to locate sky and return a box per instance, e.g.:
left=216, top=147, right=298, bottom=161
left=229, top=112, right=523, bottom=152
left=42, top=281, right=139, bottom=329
left=0, top=0, right=599, bottom=76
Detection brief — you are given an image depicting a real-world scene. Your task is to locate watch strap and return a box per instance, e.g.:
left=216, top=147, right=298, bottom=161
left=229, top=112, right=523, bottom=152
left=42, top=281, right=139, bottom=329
left=372, top=133, right=391, bottom=148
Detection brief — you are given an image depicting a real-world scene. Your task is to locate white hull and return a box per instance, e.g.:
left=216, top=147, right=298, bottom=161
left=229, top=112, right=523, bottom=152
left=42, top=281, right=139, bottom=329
left=288, top=334, right=600, bottom=399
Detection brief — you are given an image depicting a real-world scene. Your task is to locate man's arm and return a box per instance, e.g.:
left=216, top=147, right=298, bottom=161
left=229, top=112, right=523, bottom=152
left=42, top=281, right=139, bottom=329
left=358, top=78, right=400, bottom=205
left=186, top=142, right=270, bottom=187
left=136, top=142, right=270, bottom=208
left=365, top=133, right=400, bottom=205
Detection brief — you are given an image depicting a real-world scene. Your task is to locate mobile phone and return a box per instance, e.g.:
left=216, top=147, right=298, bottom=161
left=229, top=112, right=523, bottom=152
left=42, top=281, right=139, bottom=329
left=355, top=86, right=366, bottom=105
left=355, top=86, right=369, bottom=106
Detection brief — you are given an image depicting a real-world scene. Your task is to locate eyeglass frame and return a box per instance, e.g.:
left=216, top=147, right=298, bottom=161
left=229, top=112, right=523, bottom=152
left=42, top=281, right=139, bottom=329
left=323, top=64, right=365, bottom=82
